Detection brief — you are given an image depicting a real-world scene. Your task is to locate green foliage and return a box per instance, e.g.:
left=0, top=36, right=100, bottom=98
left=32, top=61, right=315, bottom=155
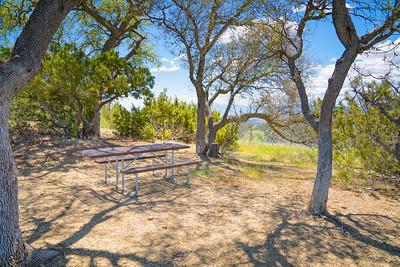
left=0, top=46, right=11, bottom=60
left=332, top=80, right=400, bottom=185
left=141, top=91, right=196, bottom=141
left=72, top=0, right=154, bottom=63
left=111, top=104, right=146, bottom=138
left=110, top=90, right=197, bottom=142
left=15, top=44, right=153, bottom=137
left=236, top=141, right=317, bottom=168
left=9, top=90, right=49, bottom=135
left=100, top=104, right=115, bottom=129
left=0, top=0, right=36, bottom=44
left=216, top=122, right=240, bottom=155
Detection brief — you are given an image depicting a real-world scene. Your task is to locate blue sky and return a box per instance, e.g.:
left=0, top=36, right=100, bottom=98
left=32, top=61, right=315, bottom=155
left=145, top=18, right=346, bottom=101
left=120, top=13, right=400, bottom=109
left=1, top=3, right=398, bottom=109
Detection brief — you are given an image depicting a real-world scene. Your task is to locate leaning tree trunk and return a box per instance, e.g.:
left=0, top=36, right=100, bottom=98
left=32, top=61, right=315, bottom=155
left=0, top=94, right=26, bottom=266
left=308, top=43, right=359, bottom=215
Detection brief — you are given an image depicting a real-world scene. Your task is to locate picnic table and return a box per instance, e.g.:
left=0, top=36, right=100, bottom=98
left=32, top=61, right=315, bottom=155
left=81, top=143, right=200, bottom=195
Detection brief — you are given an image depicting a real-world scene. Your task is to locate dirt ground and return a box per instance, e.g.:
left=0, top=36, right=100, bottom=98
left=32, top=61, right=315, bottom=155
left=14, top=137, right=400, bottom=266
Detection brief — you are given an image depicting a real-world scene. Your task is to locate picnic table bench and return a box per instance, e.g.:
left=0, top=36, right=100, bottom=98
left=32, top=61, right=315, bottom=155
left=81, top=143, right=201, bottom=195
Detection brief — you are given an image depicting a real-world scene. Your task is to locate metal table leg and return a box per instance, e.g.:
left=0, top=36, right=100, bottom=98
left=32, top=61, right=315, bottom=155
left=121, top=158, right=125, bottom=192
left=104, top=162, right=108, bottom=184
left=171, top=150, right=175, bottom=182
left=164, top=151, right=168, bottom=178
left=135, top=173, right=139, bottom=195
left=152, top=158, right=155, bottom=176
left=115, top=158, right=119, bottom=190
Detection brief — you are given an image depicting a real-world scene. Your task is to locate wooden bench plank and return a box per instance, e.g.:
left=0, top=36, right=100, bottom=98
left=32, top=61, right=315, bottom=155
left=122, top=160, right=201, bottom=174
left=95, top=154, right=164, bottom=164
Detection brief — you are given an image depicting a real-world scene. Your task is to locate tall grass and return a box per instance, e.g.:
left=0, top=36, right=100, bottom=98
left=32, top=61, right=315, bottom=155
left=235, top=141, right=317, bottom=168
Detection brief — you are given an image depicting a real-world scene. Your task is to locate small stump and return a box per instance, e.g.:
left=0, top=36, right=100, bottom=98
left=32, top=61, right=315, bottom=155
left=208, top=143, right=220, bottom=158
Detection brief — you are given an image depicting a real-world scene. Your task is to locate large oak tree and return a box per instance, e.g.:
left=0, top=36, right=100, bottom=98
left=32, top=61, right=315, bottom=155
left=150, top=0, right=286, bottom=156
left=0, top=0, right=79, bottom=265
left=267, top=0, right=400, bottom=214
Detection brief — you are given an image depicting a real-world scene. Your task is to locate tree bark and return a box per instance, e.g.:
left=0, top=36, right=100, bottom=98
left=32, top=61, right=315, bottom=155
left=0, top=0, right=78, bottom=265
left=196, top=96, right=207, bottom=156
left=0, top=96, right=26, bottom=266
left=206, top=124, right=218, bottom=157
left=309, top=119, right=333, bottom=214
left=82, top=111, right=101, bottom=138
left=207, top=127, right=217, bottom=148
left=208, top=143, right=220, bottom=158
left=396, top=130, right=400, bottom=162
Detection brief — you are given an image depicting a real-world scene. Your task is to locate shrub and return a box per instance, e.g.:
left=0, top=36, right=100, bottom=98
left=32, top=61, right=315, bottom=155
left=110, top=90, right=197, bottom=142
left=216, top=122, right=240, bottom=156
left=332, top=93, right=399, bottom=186
left=112, top=104, right=145, bottom=138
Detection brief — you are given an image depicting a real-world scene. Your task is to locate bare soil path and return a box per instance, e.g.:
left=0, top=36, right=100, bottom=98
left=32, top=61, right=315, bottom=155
left=15, top=138, right=400, bottom=266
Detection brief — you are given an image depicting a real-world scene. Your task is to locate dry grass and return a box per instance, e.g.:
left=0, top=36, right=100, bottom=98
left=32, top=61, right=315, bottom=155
left=236, top=141, right=318, bottom=168
left=14, top=137, right=400, bottom=266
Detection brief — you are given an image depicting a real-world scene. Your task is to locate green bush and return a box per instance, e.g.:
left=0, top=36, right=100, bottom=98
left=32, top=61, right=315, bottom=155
left=332, top=84, right=399, bottom=186
left=111, top=104, right=145, bottom=138
left=216, top=122, right=240, bottom=155
left=110, top=90, right=197, bottom=142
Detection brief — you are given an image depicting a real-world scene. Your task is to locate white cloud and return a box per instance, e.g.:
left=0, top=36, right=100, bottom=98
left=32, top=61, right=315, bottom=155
left=175, top=53, right=187, bottom=61
left=150, top=54, right=189, bottom=73
left=292, top=3, right=353, bottom=14
left=219, top=26, right=247, bottom=43
left=150, top=57, right=180, bottom=72
left=292, top=5, right=306, bottom=13
left=309, top=37, right=400, bottom=99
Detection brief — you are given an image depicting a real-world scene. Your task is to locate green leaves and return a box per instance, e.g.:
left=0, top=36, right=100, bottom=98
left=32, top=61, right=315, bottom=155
left=110, top=90, right=197, bottom=142
left=332, top=78, right=400, bottom=185
left=216, top=122, right=240, bottom=155
left=14, top=44, right=153, bottom=137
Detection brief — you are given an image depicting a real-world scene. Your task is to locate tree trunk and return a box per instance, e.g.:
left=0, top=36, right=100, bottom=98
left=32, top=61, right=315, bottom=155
left=309, top=119, right=333, bottom=214
left=81, top=110, right=101, bottom=139
left=395, top=130, right=400, bottom=162
left=207, top=125, right=217, bottom=149
left=93, top=114, right=101, bottom=137
left=208, top=143, right=220, bottom=158
left=196, top=97, right=207, bottom=156
left=0, top=96, right=27, bottom=266
left=207, top=125, right=218, bottom=157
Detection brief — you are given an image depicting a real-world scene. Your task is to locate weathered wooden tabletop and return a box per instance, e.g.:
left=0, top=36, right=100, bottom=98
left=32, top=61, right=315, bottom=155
left=80, top=143, right=190, bottom=159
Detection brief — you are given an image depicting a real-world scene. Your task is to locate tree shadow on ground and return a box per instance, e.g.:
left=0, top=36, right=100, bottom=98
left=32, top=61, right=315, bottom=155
left=14, top=137, right=122, bottom=178
left=19, top=139, right=399, bottom=266
left=237, top=198, right=400, bottom=266
left=61, top=247, right=173, bottom=266
left=55, top=195, right=174, bottom=266
left=324, top=212, right=400, bottom=256
left=25, top=183, right=186, bottom=266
